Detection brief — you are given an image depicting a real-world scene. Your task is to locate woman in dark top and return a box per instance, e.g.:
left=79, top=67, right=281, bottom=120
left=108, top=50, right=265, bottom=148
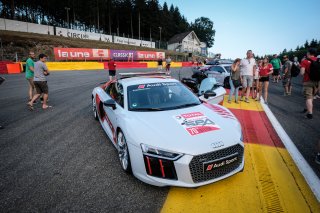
left=228, top=58, right=242, bottom=103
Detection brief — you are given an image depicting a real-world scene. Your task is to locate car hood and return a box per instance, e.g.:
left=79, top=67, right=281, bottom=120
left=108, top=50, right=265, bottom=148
left=124, top=103, right=242, bottom=156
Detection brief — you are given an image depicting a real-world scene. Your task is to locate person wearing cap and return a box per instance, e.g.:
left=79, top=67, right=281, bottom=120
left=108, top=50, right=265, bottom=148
left=300, top=48, right=318, bottom=119
left=282, top=55, right=292, bottom=96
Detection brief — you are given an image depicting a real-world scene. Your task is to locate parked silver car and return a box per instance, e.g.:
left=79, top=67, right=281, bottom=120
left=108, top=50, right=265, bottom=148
left=199, top=64, right=232, bottom=88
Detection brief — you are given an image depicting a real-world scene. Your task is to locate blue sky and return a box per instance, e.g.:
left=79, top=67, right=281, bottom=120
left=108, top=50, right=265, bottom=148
left=159, top=0, right=320, bottom=59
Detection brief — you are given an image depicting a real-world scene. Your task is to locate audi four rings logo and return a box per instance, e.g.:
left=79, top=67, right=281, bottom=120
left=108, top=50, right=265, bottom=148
left=211, top=141, right=224, bottom=149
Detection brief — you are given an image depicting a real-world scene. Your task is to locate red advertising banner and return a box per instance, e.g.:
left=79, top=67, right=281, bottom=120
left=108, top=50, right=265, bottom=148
left=137, top=51, right=157, bottom=60
left=54, top=48, right=110, bottom=60
left=54, top=48, right=165, bottom=61
left=136, top=51, right=166, bottom=60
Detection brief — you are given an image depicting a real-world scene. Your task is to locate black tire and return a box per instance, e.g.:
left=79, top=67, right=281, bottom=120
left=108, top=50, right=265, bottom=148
left=224, top=77, right=230, bottom=89
left=117, top=130, right=132, bottom=174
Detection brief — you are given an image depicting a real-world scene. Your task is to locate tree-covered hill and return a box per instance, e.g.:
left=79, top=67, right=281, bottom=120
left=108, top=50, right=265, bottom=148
left=0, top=0, right=215, bottom=47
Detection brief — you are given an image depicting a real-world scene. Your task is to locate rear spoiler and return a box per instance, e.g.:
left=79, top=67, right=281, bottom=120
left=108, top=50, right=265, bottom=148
left=119, top=71, right=167, bottom=79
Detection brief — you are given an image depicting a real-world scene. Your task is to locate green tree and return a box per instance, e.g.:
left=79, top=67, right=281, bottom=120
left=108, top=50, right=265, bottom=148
left=310, top=39, right=317, bottom=48
left=190, top=17, right=215, bottom=48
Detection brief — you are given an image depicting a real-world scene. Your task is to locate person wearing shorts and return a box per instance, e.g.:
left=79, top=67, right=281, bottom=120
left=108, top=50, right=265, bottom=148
left=165, top=56, right=172, bottom=75
left=252, top=60, right=261, bottom=99
left=282, top=55, right=292, bottom=96
left=108, top=58, right=116, bottom=81
left=25, top=51, right=35, bottom=101
left=270, top=54, right=282, bottom=83
left=300, top=48, right=318, bottom=119
left=240, top=50, right=256, bottom=103
left=157, top=57, right=163, bottom=71
left=27, top=54, right=51, bottom=110
left=257, top=57, right=273, bottom=104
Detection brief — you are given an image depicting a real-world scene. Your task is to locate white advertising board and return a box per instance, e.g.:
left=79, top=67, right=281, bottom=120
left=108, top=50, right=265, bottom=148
left=114, top=36, right=129, bottom=44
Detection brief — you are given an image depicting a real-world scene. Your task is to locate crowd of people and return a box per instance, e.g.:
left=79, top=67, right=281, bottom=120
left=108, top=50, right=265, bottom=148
left=228, top=49, right=320, bottom=119
left=227, top=49, right=320, bottom=164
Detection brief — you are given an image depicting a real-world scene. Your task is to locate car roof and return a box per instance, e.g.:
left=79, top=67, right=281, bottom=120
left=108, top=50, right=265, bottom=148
left=118, top=76, right=179, bottom=86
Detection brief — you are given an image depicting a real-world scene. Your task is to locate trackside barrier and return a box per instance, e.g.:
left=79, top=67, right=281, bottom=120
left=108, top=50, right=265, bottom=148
left=0, top=61, right=193, bottom=72
left=182, top=62, right=194, bottom=67
left=0, top=61, right=15, bottom=74
left=145, top=62, right=183, bottom=68
left=6, top=63, right=21, bottom=74
left=103, top=62, right=148, bottom=69
left=46, top=62, right=104, bottom=71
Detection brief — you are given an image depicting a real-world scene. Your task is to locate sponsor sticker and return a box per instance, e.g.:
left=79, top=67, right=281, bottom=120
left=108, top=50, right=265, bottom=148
left=174, top=112, right=220, bottom=136
left=203, top=154, right=238, bottom=173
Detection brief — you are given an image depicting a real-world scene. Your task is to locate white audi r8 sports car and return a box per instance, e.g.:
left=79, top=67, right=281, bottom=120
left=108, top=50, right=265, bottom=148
left=92, top=73, right=244, bottom=187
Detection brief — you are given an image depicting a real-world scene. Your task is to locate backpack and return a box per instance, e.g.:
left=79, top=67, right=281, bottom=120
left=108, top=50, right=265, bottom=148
left=291, top=62, right=300, bottom=77
left=307, top=58, right=320, bottom=81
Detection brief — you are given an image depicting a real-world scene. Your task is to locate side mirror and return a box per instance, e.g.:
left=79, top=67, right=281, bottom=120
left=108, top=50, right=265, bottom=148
left=204, top=90, right=216, bottom=99
left=103, top=99, right=117, bottom=110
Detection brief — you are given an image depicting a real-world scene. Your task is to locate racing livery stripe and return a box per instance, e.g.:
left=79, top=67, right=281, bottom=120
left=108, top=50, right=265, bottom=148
left=203, top=102, right=236, bottom=120
left=95, top=94, right=116, bottom=143
left=104, top=113, right=116, bottom=143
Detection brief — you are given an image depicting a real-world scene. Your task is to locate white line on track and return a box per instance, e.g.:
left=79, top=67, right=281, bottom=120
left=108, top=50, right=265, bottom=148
left=261, top=98, right=320, bottom=202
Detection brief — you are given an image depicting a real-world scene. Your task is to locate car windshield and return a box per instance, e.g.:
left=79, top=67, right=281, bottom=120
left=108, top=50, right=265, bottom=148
left=224, top=66, right=231, bottom=73
left=198, top=78, right=217, bottom=95
left=127, top=81, right=201, bottom=111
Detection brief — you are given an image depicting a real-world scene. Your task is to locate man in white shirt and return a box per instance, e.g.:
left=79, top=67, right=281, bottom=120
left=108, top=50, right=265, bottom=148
left=240, top=50, right=256, bottom=103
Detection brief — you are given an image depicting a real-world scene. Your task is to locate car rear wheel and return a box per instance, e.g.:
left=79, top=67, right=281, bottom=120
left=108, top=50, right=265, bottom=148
left=92, top=97, right=98, bottom=120
left=117, top=130, right=132, bottom=174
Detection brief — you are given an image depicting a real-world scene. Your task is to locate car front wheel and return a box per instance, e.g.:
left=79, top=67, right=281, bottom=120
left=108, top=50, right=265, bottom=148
left=117, top=130, right=132, bottom=174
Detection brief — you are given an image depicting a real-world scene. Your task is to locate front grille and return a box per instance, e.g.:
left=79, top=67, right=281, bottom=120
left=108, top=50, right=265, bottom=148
left=189, top=144, right=244, bottom=183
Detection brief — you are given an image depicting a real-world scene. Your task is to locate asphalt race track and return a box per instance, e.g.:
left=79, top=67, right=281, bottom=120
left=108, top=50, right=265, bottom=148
left=0, top=69, right=172, bottom=212
left=267, top=75, right=320, bottom=178
left=0, top=68, right=319, bottom=212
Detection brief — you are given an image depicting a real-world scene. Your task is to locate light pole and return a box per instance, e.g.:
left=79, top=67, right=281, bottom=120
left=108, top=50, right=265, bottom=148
left=64, top=7, right=70, bottom=29
left=159, top=27, right=162, bottom=49
left=97, top=0, right=99, bottom=33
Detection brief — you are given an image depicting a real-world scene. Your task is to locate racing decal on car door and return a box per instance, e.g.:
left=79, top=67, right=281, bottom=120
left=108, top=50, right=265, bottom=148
left=174, top=112, right=220, bottom=136
left=96, top=94, right=116, bottom=143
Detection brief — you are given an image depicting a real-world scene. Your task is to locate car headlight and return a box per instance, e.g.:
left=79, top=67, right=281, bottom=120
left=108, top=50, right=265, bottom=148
left=141, top=144, right=183, bottom=161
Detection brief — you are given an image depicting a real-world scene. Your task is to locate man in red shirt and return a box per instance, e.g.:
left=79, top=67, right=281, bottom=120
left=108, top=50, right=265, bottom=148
left=300, top=48, right=318, bottom=119
left=108, top=58, right=117, bottom=81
